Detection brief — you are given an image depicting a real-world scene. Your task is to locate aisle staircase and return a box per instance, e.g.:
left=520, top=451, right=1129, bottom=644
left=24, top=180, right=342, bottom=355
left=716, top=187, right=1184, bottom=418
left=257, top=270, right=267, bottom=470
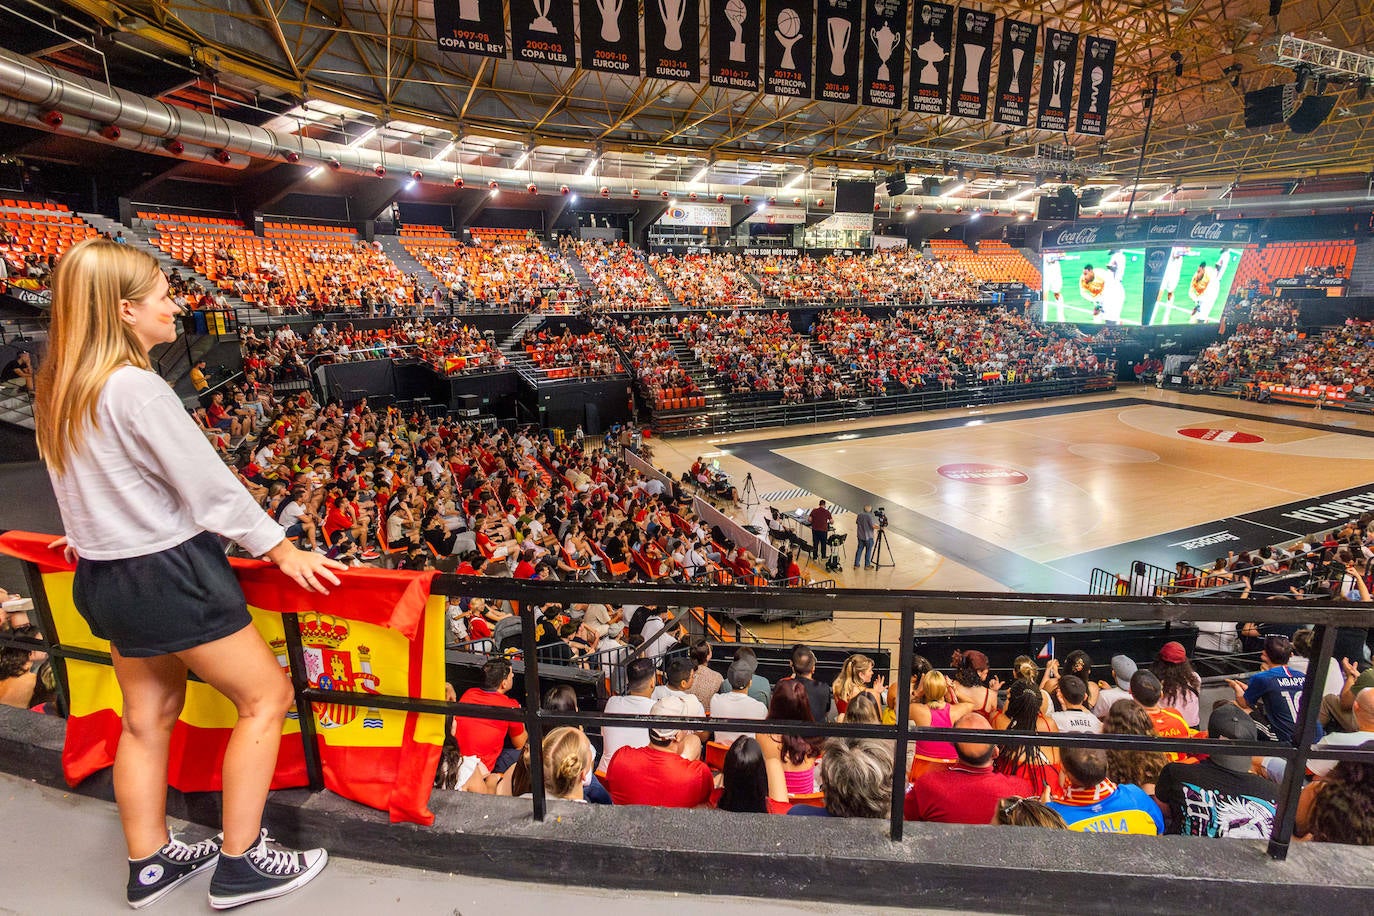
left=1348, top=240, right=1374, bottom=296
left=376, top=234, right=442, bottom=287
left=650, top=332, right=728, bottom=433
left=640, top=253, right=681, bottom=308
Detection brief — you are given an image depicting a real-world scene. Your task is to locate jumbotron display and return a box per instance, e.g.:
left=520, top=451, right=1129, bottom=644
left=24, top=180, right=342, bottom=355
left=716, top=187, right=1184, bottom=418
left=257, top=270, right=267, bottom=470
left=1040, top=248, right=1146, bottom=325
left=1148, top=246, right=1240, bottom=325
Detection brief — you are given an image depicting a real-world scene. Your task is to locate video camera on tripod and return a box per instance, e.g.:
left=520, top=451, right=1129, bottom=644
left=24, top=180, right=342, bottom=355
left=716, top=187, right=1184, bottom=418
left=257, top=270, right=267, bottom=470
left=873, top=507, right=889, bottom=528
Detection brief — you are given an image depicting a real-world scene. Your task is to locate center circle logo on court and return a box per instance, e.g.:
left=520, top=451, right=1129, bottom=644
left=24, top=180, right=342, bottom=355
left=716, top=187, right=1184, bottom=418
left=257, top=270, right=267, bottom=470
left=1177, top=428, right=1264, bottom=444
left=937, top=463, right=1029, bottom=486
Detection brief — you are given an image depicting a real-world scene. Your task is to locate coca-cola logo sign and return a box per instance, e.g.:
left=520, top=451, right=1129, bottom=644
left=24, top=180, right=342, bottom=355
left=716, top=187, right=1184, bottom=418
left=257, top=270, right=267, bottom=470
left=1148, top=222, right=1179, bottom=238
left=1189, top=221, right=1225, bottom=241
left=1053, top=226, right=1100, bottom=246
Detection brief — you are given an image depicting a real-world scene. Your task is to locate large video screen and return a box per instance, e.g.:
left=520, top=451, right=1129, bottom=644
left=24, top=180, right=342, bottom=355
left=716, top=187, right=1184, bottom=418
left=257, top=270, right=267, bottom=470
left=1040, top=248, right=1146, bottom=325
left=1148, top=246, right=1241, bottom=325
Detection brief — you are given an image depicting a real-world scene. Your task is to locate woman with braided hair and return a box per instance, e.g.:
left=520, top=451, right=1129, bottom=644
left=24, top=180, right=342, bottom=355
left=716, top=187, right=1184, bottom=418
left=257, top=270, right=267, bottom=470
left=994, top=680, right=1062, bottom=795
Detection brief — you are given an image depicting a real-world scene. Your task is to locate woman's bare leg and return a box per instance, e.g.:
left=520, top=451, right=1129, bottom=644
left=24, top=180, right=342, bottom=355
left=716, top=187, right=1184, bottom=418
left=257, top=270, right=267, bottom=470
left=176, top=625, right=295, bottom=856
left=110, top=647, right=188, bottom=859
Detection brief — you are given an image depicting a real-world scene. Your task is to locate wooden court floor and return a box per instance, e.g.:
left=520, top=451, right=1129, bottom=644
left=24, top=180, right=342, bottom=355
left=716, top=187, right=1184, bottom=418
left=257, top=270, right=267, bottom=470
left=649, top=385, right=1374, bottom=649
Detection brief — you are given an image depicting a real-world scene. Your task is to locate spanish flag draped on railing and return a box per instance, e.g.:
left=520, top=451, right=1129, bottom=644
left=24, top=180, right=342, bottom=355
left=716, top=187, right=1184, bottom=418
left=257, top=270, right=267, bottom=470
left=0, top=531, right=447, bottom=825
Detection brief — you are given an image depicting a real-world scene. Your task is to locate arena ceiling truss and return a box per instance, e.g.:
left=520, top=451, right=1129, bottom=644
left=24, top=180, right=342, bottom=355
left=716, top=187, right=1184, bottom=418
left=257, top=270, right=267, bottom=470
left=5, top=0, right=1374, bottom=201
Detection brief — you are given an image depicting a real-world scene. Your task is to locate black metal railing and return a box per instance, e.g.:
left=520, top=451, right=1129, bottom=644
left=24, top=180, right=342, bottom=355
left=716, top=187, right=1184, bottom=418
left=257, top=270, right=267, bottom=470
left=5, top=562, right=1372, bottom=862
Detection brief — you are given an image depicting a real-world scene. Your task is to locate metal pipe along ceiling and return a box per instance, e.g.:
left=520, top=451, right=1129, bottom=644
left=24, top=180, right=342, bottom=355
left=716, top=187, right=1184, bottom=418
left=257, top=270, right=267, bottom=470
left=0, top=47, right=841, bottom=201
left=0, top=95, right=246, bottom=168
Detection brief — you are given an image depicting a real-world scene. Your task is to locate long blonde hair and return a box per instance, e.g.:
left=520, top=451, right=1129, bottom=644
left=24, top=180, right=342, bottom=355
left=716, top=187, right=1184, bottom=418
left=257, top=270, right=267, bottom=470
left=34, top=239, right=162, bottom=475
left=832, top=653, right=874, bottom=703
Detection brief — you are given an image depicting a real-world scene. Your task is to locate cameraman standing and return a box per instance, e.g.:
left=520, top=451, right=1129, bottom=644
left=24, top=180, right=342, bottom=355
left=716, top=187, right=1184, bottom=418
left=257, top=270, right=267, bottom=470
left=854, top=505, right=877, bottom=570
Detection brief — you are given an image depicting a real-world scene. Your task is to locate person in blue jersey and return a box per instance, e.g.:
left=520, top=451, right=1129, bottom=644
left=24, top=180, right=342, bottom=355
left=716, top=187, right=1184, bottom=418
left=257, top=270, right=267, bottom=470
left=1226, top=634, right=1320, bottom=744
left=1047, top=746, right=1164, bottom=835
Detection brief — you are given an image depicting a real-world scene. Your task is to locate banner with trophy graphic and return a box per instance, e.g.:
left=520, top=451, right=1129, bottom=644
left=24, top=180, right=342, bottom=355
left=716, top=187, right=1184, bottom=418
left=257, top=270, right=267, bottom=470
left=992, top=17, right=1036, bottom=126
left=580, top=0, right=641, bottom=75
left=907, top=1, right=953, bottom=115
left=433, top=0, right=508, bottom=57
left=861, top=0, right=907, bottom=109
left=1036, top=27, right=1078, bottom=132
left=764, top=0, right=816, bottom=97
left=647, top=0, right=702, bottom=82
left=510, top=0, right=575, bottom=67
left=1075, top=34, right=1116, bottom=135
left=949, top=6, right=994, bottom=118
left=709, top=0, right=761, bottom=90
left=815, top=0, right=862, bottom=103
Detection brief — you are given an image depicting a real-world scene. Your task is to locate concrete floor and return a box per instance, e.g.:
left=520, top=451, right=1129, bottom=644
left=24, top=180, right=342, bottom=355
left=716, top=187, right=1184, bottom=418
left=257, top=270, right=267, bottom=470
left=0, top=771, right=959, bottom=916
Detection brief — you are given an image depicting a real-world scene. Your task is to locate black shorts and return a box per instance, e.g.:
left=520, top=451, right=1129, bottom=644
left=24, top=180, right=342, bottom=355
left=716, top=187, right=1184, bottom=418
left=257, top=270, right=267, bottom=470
left=72, top=531, right=253, bottom=658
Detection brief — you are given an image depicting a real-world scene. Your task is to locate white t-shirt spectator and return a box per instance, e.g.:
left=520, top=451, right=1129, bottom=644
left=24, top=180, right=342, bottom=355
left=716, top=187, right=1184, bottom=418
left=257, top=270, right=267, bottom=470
left=599, top=694, right=655, bottom=770
left=710, top=691, right=769, bottom=745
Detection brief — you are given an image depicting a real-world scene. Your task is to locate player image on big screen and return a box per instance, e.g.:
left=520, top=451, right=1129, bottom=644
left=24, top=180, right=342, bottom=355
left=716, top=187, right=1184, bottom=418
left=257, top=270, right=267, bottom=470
left=1040, top=247, right=1145, bottom=325
left=1148, top=246, right=1240, bottom=325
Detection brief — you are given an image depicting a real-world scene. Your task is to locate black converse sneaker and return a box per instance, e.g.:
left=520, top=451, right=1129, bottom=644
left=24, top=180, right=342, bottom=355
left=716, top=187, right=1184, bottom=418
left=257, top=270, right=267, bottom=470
left=207, top=830, right=328, bottom=910
left=126, top=832, right=223, bottom=909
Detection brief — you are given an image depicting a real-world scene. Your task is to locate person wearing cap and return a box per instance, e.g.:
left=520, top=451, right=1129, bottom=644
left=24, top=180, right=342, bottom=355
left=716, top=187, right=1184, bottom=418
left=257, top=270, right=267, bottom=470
left=605, top=693, right=714, bottom=808
left=1093, top=655, right=1137, bottom=719
left=718, top=646, right=772, bottom=707
left=1320, top=657, right=1374, bottom=734
left=904, top=713, right=1033, bottom=824
left=1154, top=705, right=1278, bottom=838
left=1226, top=634, right=1318, bottom=744
left=1151, top=641, right=1202, bottom=729
left=1129, top=670, right=1193, bottom=746
left=711, top=660, right=769, bottom=746
left=1047, top=746, right=1164, bottom=835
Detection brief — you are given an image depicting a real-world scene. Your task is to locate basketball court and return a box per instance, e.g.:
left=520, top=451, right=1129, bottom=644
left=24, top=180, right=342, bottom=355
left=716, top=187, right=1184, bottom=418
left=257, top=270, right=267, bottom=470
left=650, top=387, right=1374, bottom=646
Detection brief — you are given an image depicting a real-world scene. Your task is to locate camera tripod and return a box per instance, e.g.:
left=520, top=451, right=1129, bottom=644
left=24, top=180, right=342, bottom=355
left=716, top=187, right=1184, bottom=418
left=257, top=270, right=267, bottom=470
left=740, top=471, right=759, bottom=515
left=872, top=526, right=894, bottom=568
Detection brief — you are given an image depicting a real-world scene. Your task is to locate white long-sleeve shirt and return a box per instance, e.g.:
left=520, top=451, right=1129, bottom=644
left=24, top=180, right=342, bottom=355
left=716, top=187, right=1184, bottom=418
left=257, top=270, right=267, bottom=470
left=49, top=365, right=284, bottom=560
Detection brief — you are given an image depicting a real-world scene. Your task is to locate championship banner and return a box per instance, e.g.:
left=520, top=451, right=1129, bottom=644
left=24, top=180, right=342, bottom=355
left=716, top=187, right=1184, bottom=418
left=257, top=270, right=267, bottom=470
left=815, top=0, right=862, bottom=103
left=992, top=18, right=1036, bottom=127
left=709, top=0, right=761, bottom=91
left=1036, top=27, right=1077, bottom=132
left=908, top=1, right=954, bottom=115
left=1076, top=34, right=1116, bottom=136
left=510, top=0, right=576, bottom=67
left=580, top=0, right=641, bottom=75
left=646, top=0, right=702, bottom=82
left=434, top=0, right=508, bottom=58
left=764, top=0, right=816, bottom=98
left=861, top=0, right=907, bottom=109
left=0, top=531, right=446, bottom=826
left=949, top=6, right=994, bottom=119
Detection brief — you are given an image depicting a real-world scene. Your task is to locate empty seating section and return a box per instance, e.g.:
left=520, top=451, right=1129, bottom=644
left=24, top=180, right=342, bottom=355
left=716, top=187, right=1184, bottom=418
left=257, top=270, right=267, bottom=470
left=598, top=316, right=705, bottom=410
left=1232, top=240, right=1356, bottom=292
left=647, top=252, right=761, bottom=308
left=398, top=224, right=452, bottom=240
left=143, top=212, right=414, bottom=313
left=1, top=199, right=98, bottom=288
left=929, top=238, right=1042, bottom=287
left=406, top=234, right=579, bottom=310
left=563, top=238, right=670, bottom=310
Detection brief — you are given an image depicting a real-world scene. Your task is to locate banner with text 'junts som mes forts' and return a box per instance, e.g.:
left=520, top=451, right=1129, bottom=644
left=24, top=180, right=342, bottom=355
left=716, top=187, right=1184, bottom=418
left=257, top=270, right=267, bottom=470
left=0, top=531, right=446, bottom=826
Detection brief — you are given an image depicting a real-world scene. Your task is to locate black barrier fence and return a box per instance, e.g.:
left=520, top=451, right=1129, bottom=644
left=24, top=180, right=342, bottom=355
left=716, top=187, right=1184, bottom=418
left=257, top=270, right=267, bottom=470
left=3, top=564, right=1373, bottom=861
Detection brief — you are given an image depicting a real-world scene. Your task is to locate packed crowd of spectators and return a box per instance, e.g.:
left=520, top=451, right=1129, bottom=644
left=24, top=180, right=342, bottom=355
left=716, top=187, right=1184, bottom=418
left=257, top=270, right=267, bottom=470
left=593, top=315, right=703, bottom=408
left=819, top=250, right=983, bottom=303
left=409, top=239, right=581, bottom=311
left=746, top=254, right=849, bottom=302
left=1187, top=312, right=1374, bottom=398
left=516, top=327, right=624, bottom=378
left=562, top=239, right=670, bottom=311
left=815, top=306, right=1101, bottom=395
left=676, top=311, right=853, bottom=403
left=647, top=252, right=761, bottom=309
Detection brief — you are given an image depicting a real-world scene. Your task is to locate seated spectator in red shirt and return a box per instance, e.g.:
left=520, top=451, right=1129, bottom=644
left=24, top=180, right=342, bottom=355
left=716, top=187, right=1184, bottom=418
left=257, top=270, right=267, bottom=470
left=905, top=713, right=1034, bottom=824
left=606, top=693, right=714, bottom=808
left=453, top=658, right=527, bottom=772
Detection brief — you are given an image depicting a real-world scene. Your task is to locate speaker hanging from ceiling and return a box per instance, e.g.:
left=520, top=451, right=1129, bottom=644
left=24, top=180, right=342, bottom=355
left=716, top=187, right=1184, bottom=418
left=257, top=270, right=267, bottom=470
left=1288, top=93, right=1336, bottom=134
left=1243, top=84, right=1295, bottom=127
left=885, top=172, right=909, bottom=196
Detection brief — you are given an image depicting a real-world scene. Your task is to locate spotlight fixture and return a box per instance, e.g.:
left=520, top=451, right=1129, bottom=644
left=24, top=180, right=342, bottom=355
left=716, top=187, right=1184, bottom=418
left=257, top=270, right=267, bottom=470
left=527, top=183, right=537, bottom=194
left=372, top=164, right=386, bottom=177
left=326, top=158, right=341, bottom=170
left=560, top=185, right=570, bottom=195
left=100, top=124, right=121, bottom=140
left=213, top=149, right=232, bottom=164
left=631, top=188, right=641, bottom=198
left=283, top=150, right=300, bottom=163
left=453, top=176, right=464, bottom=188
left=489, top=179, right=499, bottom=189
left=411, top=169, right=423, bottom=181
left=164, top=139, right=184, bottom=155
left=40, top=110, right=63, bottom=127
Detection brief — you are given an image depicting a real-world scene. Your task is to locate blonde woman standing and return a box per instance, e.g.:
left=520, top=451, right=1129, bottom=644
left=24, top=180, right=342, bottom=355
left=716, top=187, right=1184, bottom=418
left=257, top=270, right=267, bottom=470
left=35, top=239, right=345, bottom=910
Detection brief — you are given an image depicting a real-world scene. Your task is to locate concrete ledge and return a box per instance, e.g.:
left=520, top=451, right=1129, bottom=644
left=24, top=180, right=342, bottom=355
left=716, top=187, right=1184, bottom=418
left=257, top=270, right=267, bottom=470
left=2, top=707, right=1370, bottom=914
